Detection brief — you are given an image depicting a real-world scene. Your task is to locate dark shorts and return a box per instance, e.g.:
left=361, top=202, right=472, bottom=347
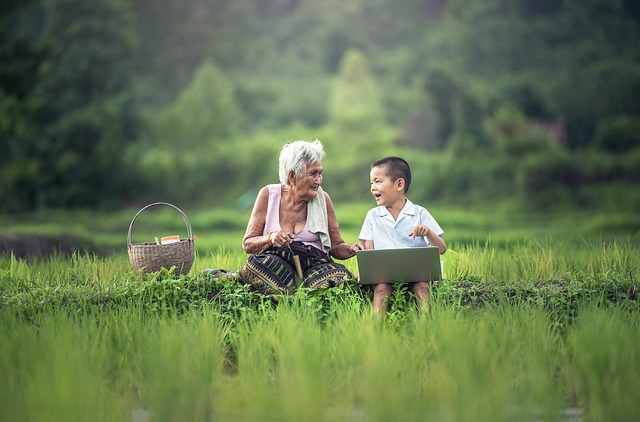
left=239, top=241, right=352, bottom=295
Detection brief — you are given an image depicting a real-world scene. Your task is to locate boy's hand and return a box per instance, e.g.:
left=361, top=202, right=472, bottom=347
left=408, top=225, right=430, bottom=239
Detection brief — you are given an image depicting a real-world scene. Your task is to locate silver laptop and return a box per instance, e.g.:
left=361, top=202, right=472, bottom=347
left=356, top=246, right=442, bottom=285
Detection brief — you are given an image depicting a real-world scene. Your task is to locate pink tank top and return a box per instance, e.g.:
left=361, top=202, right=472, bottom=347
left=264, top=184, right=323, bottom=250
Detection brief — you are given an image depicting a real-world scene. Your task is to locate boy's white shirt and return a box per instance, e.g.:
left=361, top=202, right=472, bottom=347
left=358, top=198, right=444, bottom=249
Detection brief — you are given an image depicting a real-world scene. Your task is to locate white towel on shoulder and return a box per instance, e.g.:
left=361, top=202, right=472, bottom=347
left=307, top=186, right=331, bottom=253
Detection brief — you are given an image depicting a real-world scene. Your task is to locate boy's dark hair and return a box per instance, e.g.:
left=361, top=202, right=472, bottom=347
left=372, top=156, right=412, bottom=193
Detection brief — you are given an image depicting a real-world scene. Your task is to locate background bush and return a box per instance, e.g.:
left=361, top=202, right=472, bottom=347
left=2, top=0, right=640, bottom=213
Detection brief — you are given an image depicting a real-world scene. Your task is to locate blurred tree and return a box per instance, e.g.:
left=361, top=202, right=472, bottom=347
left=131, top=0, right=259, bottom=108
left=0, top=37, right=48, bottom=211
left=153, top=60, right=239, bottom=152
left=592, top=114, right=640, bottom=153
left=421, top=0, right=640, bottom=150
left=483, top=104, right=559, bottom=156
left=541, top=0, right=640, bottom=148
left=328, top=48, right=383, bottom=130
left=0, top=0, right=45, bottom=101
left=423, top=67, right=487, bottom=152
left=0, top=0, right=46, bottom=210
left=323, top=48, right=395, bottom=200
left=2, top=0, right=639, bottom=211
left=137, top=59, right=243, bottom=205
left=23, top=0, right=139, bottom=209
left=399, top=90, right=443, bottom=150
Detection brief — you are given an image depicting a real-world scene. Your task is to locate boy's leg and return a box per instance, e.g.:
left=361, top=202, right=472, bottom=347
left=409, top=281, right=431, bottom=313
left=372, top=283, right=393, bottom=316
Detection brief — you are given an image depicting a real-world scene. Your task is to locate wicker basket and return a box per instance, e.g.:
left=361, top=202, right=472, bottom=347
left=127, top=202, right=195, bottom=276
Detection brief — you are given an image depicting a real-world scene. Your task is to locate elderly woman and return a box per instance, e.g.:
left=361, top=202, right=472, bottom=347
left=239, top=139, right=362, bottom=295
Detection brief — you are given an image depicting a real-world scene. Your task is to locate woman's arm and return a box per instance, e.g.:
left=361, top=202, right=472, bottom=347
left=325, top=191, right=362, bottom=259
left=241, top=187, right=272, bottom=254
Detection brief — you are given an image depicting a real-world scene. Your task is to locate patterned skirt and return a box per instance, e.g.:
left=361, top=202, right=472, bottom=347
left=239, top=241, right=352, bottom=295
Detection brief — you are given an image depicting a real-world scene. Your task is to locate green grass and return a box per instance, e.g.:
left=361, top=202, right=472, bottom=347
left=1, top=206, right=639, bottom=421
left=2, top=203, right=638, bottom=256
left=1, top=298, right=638, bottom=421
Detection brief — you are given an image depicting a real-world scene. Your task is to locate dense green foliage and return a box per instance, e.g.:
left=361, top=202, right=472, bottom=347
left=2, top=260, right=637, bottom=331
left=1, top=238, right=639, bottom=421
left=3, top=300, right=639, bottom=421
left=2, top=0, right=140, bottom=210
left=2, top=237, right=638, bottom=327
left=2, top=0, right=640, bottom=211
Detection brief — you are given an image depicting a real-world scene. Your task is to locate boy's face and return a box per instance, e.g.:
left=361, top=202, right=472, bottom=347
left=369, top=165, right=405, bottom=207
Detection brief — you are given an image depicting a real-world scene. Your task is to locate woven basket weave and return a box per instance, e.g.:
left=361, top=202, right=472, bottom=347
left=127, top=202, right=194, bottom=276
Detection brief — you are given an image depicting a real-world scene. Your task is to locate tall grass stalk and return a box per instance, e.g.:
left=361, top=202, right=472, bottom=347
left=141, top=308, right=227, bottom=421
left=445, top=238, right=638, bottom=283
left=0, top=308, right=228, bottom=421
left=565, top=304, right=640, bottom=422
left=1, top=235, right=639, bottom=421
left=2, top=237, right=637, bottom=290
left=2, top=299, right=639, bottom=421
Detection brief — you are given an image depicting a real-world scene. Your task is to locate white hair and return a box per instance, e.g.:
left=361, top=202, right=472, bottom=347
left=278, top=139, right=325, bottom=185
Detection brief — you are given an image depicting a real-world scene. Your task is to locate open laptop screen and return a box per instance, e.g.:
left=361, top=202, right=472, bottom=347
left=356, top=246, right=442, bottom=285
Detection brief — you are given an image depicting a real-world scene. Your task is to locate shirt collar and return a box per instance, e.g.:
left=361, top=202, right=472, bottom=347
left=375, top=198, right=416, bottom=218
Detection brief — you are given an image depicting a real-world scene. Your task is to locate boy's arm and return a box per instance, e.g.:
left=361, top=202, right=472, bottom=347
left=409, top=225, right=447, bottom=254
left=356, top=209, right=375, bottom=251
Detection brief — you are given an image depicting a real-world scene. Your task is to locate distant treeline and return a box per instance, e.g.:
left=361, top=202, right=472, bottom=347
left=1, top=0, right=639, bottom=212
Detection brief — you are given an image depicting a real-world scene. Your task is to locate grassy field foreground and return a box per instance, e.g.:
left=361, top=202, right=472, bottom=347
left=1, top=234, right=639, bottom=421
left=1, top=300, right=639, bottom=422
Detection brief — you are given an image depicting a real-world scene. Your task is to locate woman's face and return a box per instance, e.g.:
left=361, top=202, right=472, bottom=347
left=293, top=160, right=323, bottom=200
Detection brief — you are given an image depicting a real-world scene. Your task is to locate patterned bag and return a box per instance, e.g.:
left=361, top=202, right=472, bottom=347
left=239, top=241, right=352, bottom=295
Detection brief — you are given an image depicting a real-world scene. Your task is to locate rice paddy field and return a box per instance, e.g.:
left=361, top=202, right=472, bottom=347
left=1, top=204, right=639, bottom=421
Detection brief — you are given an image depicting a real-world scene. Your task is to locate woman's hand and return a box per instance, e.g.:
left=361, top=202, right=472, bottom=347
left=268, top=231, right=294, bottom=248
left=330, top=242, right=365, bottom=259
left=345, top=242, right=365, bottom=256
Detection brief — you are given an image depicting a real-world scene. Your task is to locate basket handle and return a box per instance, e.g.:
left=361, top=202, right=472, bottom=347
left=127, top=202, right=193, bottom=246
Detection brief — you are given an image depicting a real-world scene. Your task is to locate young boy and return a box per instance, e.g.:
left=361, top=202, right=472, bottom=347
left=358, top=156, right=446, bottom=315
